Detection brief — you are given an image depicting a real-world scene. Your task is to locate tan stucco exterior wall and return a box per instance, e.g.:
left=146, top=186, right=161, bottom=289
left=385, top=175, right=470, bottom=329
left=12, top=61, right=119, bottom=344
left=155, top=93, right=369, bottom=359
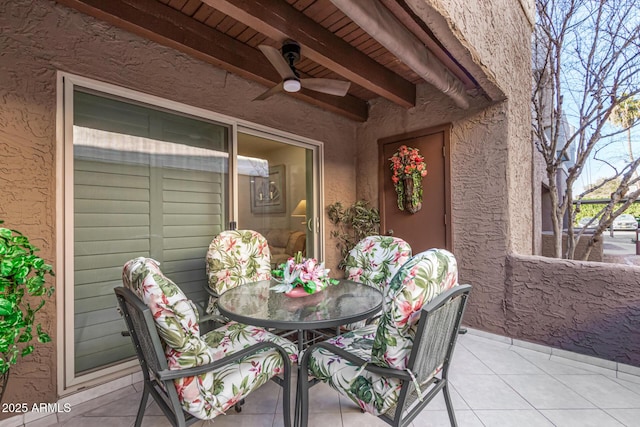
left=419, top=0, right=535, bottom=255
left=357, top=1, right=534, bottom=334
left=0, top=0, right=357, bottom=405
left=506, top=255, right=640, bottom=367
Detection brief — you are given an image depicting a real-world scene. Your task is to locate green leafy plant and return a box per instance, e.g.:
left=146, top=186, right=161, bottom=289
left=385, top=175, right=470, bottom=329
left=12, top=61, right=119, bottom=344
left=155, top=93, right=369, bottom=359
left=327, top=200, right=380, bottom=269
left=0, top=220, right=54, bottom=400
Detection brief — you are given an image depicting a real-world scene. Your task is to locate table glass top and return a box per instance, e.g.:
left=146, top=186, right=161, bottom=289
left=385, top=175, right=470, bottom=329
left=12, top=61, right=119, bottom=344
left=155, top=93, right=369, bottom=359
left=216, top=279, right=383, bottom=330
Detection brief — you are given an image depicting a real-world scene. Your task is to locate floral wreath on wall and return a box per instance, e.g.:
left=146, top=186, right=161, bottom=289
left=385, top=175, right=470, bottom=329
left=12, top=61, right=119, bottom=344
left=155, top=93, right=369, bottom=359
left=389, top=145, right=428, bottom=213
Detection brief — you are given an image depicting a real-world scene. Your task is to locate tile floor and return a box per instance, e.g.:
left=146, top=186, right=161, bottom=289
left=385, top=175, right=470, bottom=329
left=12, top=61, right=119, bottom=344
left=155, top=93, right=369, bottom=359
left=16, top=333, right=640, bottom=426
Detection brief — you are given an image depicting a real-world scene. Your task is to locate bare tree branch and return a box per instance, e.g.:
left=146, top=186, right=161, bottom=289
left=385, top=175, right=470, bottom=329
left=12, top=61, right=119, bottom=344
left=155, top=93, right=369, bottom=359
left=533, top=0, right=640, bottom=259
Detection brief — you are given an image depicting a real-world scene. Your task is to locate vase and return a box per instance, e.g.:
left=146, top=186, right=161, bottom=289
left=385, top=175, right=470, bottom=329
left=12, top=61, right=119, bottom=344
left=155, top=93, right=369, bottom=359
left=402, top=177, right=422, bottom=214
left=284, top=287, right=316, bottom=298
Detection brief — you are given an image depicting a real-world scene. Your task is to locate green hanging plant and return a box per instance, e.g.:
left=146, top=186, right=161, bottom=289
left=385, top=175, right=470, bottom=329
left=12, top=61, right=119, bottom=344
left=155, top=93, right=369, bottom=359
left=0, top=220, right=55, bottom=401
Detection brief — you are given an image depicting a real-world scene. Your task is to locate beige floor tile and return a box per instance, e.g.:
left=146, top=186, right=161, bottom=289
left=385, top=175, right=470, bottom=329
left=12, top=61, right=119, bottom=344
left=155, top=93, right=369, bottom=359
left=24, top=414, right=58, bottom=427
left=605, top=409, right=640, bottom=427
left=500, top=374, right=594, bottom=409
left=340, top=412, right=389, bottom=427
left=303, top=382, right=341, bottom=413
left=202, top=414, right=275, bottom=427
left=42, top=333, right=640, bottom=427
left=540, top=409, right=625, bottom=426
left=56, top=386, right=139, bottom=423
left=451, top=374, right=533, bottom=410
left=411, top=410, right=484, bottom=427
left=555, top=375, right=640, bottom=408
left=54, top=416, right=135, bottom=426
left=420, top=384, right=470, bottom=411
left=474, top=409, right=554, bottom=426
left=304, top=411, right=342, bottom=427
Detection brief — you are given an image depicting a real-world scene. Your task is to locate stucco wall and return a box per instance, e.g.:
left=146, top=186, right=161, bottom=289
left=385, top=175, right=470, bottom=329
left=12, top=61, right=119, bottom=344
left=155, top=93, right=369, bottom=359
left=357, top=1, right=533, bottom=333
left=541, top=232, right=603, bottom=262
left=1, top=0, right=356, bottom=406
left=357, top=90, right=513, bottom=332
left=420, top=0, right=535, bottom=255
left=506, top=254, right=640, bottom=367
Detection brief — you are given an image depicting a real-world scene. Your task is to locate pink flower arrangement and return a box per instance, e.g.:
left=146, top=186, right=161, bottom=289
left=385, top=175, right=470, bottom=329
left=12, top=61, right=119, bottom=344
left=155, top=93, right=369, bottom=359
left=271, top=252, right=339, bottom=294
left=390, top=145, right=427, bottom=183
left=389, top=145, right=427, bottom=212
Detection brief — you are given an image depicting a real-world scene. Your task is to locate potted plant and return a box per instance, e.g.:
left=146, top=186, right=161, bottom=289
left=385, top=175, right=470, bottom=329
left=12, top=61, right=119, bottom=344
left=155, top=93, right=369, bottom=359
left=270, top=251, right=339, bottom=297
left=0, top=221, right=54, bottom=402
left=327, top=200, right=380, bottom=269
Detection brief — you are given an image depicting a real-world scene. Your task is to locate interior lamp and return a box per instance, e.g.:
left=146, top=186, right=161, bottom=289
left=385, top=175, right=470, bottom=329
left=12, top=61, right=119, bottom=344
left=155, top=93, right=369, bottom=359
left=291, top=199, right=307, bottom=223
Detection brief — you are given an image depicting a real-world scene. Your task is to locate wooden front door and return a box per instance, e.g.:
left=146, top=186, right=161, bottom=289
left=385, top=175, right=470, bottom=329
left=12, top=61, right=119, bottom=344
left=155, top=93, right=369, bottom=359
left=378, top=125, right=451, bottom=253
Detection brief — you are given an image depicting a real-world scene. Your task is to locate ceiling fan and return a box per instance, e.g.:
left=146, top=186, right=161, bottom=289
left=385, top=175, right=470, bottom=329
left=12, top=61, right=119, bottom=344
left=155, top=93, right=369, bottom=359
left=255, top=40, right=351, bottom=101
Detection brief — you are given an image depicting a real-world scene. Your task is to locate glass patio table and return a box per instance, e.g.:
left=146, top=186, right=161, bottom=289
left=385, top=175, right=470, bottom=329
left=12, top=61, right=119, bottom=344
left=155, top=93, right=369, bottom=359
left=217, top=279, right=382, bottom=427
left=216, top=278, right=383, bottom=353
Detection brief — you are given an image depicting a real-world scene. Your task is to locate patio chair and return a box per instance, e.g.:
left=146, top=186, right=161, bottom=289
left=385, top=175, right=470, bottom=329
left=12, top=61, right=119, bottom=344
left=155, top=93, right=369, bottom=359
left=205, top=229, right=272, bottom=322
left=116, top=257, right=296, bottom=427
left=342, top=235, right=412, bottom=330
left=299, top=249, right=471, bottom=427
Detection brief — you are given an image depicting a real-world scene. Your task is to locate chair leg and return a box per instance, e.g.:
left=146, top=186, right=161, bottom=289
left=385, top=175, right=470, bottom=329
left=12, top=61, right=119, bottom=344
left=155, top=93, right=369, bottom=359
left=282, top=363, right=292, bottom=427
left=442, top=382, right=458, bottom=427
left=234, top=398, right=245, bottom=413
left=298, top=349, right=316, bottom=427
left=134, top=383, right=150, bottom=427
left=298, top=368, right=308, bottom=427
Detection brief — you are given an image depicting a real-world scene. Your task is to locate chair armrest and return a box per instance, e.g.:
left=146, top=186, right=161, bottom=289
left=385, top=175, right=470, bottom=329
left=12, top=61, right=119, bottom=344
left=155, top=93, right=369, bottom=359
left=204, top=287, right=219, bottom=298
left=422, top=284, right=472, bottom=312
left=303, top=342, right=411, bottom=381
left=157, top=341, right=290, bottom=381
left=198, top=312, right=227, bottom=325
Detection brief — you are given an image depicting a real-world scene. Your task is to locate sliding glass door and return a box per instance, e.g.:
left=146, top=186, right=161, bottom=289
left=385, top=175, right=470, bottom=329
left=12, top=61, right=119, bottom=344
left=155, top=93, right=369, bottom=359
left=69, top=88, right=230, bottom=377
left=61, top=74, right=323, bottom=390
left=236, top=131, right=319, bottom=264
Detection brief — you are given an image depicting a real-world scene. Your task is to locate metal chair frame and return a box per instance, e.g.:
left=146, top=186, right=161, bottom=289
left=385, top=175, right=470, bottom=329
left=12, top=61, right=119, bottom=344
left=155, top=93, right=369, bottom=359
left=299, top=284, right=471, bottom=427
left=115, top=286, right=292, bottom=427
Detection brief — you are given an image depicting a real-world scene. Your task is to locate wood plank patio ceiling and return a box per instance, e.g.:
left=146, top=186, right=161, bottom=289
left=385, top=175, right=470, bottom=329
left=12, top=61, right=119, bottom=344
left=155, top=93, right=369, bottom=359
left=56, top=0, right=479, bottom=121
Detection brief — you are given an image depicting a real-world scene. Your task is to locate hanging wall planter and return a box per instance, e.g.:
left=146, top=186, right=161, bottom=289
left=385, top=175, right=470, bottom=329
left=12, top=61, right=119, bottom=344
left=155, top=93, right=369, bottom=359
left=389, top=145, right=427, bottom=214
left=402, top=176, right=423, bottom=213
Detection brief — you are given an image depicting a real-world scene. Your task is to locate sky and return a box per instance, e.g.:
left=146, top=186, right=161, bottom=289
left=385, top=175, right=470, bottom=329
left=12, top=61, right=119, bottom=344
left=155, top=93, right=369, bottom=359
left=574, top=123, right=640, bottom=194
left=548, top=1, right=640, bottom=195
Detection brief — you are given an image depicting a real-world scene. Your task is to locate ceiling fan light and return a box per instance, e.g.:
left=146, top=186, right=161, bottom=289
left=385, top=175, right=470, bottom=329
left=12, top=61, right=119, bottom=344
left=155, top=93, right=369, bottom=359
left=283, top=79, right=301, bottom=93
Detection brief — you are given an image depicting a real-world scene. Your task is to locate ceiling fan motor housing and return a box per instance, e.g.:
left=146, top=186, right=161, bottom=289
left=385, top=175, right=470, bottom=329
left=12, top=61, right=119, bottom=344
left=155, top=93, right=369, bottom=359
left=282, top=40, right=301, bottom=64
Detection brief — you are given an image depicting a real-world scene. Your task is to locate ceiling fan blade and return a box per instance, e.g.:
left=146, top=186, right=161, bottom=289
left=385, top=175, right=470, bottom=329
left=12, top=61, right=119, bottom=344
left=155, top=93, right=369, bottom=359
left=300, top=78, right=351, bottom=96
left=253, top=82, right=284, bottom=101
left=258, top=45, right=296, bottom=80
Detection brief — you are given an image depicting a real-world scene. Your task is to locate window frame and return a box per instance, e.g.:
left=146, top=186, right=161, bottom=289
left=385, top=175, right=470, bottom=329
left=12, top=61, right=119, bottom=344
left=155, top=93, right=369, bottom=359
left=56, top=71, right=325, bottom=394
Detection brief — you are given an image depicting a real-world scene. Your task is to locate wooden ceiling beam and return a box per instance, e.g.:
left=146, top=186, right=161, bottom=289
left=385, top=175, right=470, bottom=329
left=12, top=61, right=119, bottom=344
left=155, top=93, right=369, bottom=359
left=55, top=0, right=368, bottom=121
left=201, top=0, right=416, bottom=108
left=330, top=0, right=470, bottom=109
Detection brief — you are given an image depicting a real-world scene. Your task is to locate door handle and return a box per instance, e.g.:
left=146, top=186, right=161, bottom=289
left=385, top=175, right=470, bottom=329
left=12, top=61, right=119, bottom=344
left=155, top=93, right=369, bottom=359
left=386, top=229, right=394, bottom=236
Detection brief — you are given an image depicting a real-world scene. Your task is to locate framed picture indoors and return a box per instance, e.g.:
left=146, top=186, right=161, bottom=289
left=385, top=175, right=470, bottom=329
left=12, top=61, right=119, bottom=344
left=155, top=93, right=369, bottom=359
left=250, top=164, right=286, bottom=214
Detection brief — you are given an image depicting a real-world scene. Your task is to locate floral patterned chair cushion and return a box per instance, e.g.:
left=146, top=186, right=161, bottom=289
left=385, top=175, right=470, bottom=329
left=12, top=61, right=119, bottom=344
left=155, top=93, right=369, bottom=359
left=307, top=325, right=402, bottom=416
left=345, top=236, right=412, bottom=291
left=122, top=257, right=211, bottom=367
left=371, top=249, right=458, bottom=370
left=205, top=230, right=272, bottom=315
left=342, top=236, right=411, bottom=330
left=305, top=249, right=458, bottom=416
left=122, top=257, right=297, bottom=420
